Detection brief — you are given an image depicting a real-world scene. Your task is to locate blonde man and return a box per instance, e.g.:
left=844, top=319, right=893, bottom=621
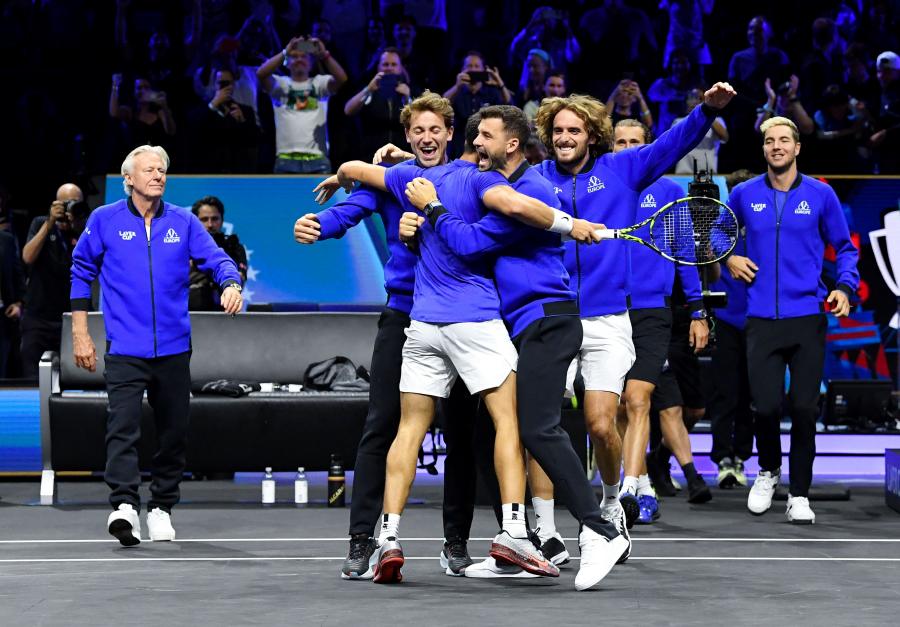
left=726, top=117, right=858, bottom=523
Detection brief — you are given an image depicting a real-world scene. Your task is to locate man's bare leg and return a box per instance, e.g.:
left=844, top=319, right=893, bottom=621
left=659, top=405, right=711, bottom=503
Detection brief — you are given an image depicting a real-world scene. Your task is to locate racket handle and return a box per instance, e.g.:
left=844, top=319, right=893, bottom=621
left=594, top=229, right=616, bottom=239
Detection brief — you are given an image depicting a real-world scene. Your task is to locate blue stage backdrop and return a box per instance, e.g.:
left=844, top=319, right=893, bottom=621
left=104, top=175, right=388, bottom=306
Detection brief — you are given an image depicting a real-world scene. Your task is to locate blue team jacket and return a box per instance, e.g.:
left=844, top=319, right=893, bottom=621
left=629, top=177, right=703, bottom=310
left=430, top=161, right=576, bottom=338
left=728, top=174, right=859, bottom=319
left=317, top=185, right=416, bottom=314
left=536, top=103, right=716, bottom=318
left=71, top=199, right=241, bottom=358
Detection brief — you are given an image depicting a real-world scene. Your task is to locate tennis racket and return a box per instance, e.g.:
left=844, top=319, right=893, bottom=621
left=594, top=196, right=738, bottom=266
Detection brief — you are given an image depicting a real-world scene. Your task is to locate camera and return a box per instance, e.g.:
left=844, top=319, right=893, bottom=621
left=62, top=199, right=90, bottom=219
left=775, top=80, right=792, bottom=96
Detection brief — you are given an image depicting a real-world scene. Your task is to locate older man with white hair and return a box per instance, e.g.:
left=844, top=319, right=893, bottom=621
left=70, top=145, right=243, bottom=546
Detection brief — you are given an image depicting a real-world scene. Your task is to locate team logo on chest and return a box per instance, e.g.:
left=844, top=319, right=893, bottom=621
left=640, top=193, right=656, bottom=208
left=554, top=186, right=562, bottom=195
left=119, top=230, right=136, bottom=241
left=794, top=200, right=811, bottom=215
left=163, top=228, right=181, bottom=243
left=587, top=176, right=605, bottom=193
left=751, top=202, right=766, bottom=212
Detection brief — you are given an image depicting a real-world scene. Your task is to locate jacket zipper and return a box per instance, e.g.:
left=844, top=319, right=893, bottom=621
left=774, top=190, right=782, bottom=319
left=146, top=220, right=158, bottom=356
left=571, top=174, right=581, bottom=310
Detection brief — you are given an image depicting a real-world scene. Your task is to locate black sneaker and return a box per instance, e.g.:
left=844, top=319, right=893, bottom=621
left=440, top=537, right=473, bottom=576
left=539, top=533, right=570, bottom=566
left=341, top=533, right=376, bottom=580
left=646, top=450, right=677, bottom=497
left=618, top=491, right=640, bottom=529
left=687, top=474, right=713, bottom=504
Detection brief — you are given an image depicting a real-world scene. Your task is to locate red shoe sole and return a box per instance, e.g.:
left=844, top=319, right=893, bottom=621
left=373, top=551, right=404, bottom=584
left=489, top=543, right=559, bottom=577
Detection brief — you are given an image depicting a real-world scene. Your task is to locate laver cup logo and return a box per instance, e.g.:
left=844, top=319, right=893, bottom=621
left=869, top=209, right=900, bottom=328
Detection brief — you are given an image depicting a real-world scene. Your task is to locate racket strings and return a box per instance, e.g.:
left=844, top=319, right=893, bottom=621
left=650, top=198, right=738, bottom=264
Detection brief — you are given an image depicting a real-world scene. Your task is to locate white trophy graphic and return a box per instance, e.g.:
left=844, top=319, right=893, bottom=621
left=869, top=209, right=900, bottom=328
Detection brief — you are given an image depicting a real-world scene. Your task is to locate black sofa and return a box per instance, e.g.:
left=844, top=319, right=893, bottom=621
left=38, top=311, right=379, bottom=504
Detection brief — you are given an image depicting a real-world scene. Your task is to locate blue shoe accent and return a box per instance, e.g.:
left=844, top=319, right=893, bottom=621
left=636, top=494, right=660, bottom=524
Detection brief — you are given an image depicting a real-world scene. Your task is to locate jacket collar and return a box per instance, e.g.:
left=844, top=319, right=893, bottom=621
left=127, top=196, right=165, bottom=219
left=555, top=155, right=597, bottom=177
left=507, top=159, right=530, bottom=183
left=763, top=172, right=803, bottom=191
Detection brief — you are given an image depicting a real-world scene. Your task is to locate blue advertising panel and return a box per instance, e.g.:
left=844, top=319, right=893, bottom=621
left=104, top=175, right=388, bottom=306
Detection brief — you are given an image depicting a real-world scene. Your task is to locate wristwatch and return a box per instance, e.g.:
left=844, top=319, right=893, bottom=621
left=690, top=308, right=708, bottom=321
left=225, top=282, right=243, bottom=293
left=423, top=200, right=444, bottom=217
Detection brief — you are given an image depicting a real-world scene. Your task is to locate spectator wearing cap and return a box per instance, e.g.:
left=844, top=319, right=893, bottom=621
left=871, top=50, right=900, bottom=172
left=814, top=84, right=873, bottom=173
left=516, top=49, right=551, bottom=110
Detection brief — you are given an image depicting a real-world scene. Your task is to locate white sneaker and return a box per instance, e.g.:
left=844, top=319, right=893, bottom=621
left=786, top=494, right=816, bottom=524
left=601, top=503, right=631, bottom=563
left=575, top=527, right=629, bottom=591
left=748, top=470, right=780, bottom=515
left=147, top=507, right=176, bottom=541
left=107, top=503, right=141, bottom=547
left=463, top=557, right=539, bottom=579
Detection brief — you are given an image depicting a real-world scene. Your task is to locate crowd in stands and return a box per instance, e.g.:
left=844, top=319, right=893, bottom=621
left=0, top=1, right=899, bottom=379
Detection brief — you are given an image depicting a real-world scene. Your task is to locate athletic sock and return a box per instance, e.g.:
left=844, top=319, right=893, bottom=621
left=637, top=473, right=654, bottom=497
left=601, top=481, right=620, bottom=509
left=532, top=497, right=556, bottom=541
left=377, top=513, right=400, bottom=544
left=682, top=462, right=699, bottom=482
left=620, top=475, right=639, bottom=497
left=501, top=503, right=528, bottom=538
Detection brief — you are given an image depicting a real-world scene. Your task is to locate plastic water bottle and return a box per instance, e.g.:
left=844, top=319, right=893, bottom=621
left=328, top=454, right=345, bottom=508
left=294, top=467, right=308, bottom=505
left=262, top=467, right=276, bottom=505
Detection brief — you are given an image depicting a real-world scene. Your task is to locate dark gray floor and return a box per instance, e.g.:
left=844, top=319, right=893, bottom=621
left=1, top=478, right=898, bottom=626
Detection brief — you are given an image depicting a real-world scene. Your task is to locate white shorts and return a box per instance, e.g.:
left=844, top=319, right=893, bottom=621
left=400, top=319, right=518, bottom=398
left=565, top=312, right=636, bottom=397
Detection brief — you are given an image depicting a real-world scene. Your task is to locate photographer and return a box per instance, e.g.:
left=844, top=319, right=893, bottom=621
left=20, top=184, right=88, bottom=379
left=189, top=196, right=247, bottom=311
left=192, top=68, right=260, bottom=173
left=754, top=75, right=814, bottom=136
left=344, top=48, right=415, bottom=160
left=257, top=35, right=347, bottom=174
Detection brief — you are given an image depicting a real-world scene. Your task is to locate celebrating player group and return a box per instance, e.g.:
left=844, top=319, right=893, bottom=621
left=293, top=73, right=858, bottom=591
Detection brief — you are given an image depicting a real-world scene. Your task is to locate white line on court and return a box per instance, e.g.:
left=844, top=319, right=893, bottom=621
left=1, top=537, right=899, bottom=544
left=1, top=556, right=900, bottom=564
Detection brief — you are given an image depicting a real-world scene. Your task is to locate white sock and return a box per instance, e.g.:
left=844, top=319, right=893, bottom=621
left=637, top=474, right=654, bottom=497
left=377, top=513, right=400, bottom=543
left=532, top=497, right=556, bottom=541
left=620, top=475, right=638, bottom=497
left=501, top=503, right=528, bottom=538
left=601, top=481, right=620, bottom=508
